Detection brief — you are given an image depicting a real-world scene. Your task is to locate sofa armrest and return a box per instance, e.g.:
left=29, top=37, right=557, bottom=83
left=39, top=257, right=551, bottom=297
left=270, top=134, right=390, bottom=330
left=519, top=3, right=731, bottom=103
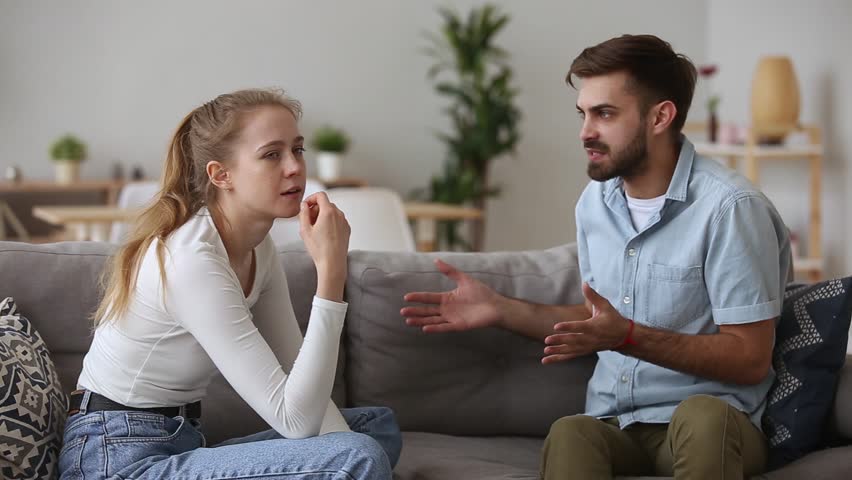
left=831, top=354, right=852, bottom=440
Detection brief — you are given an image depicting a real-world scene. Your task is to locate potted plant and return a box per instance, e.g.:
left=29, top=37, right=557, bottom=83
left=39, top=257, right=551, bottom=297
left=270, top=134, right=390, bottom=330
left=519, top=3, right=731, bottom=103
left=311, top=126, right=350, bottom=182
left=420, top=4, right=521, bottom=250
left=50, top=134, right=87, bottom=184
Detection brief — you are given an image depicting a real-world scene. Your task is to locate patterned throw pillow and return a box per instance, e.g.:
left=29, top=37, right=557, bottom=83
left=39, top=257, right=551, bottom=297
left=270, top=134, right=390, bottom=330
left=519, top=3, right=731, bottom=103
left=0, top=298, right=68, bottom=480
left=763, top=277, right=852, bottom=470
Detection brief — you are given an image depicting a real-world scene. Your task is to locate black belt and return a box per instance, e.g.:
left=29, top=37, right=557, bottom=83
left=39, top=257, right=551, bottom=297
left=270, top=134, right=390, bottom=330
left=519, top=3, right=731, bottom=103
left=68, top=390, right=202, bottom=419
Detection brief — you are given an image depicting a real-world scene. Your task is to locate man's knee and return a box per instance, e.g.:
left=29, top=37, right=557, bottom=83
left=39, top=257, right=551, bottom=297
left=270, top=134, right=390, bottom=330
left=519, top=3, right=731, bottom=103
left=670, top=394, right=730, bottom=442
left=672, top=395, right=728, bottom=423
left=546, top=415, right=608, bottom=447
left=542, top=415, right=612, bottom=478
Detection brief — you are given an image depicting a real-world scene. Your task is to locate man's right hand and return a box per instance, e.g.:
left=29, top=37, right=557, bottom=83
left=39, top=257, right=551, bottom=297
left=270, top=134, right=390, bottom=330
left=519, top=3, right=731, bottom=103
left=401, top=259, right=505, bottom=333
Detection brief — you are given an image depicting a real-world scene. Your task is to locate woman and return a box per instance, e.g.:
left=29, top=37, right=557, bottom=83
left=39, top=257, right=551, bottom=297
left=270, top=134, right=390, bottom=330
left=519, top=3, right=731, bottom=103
left=59, top=89, right=401, bottom=479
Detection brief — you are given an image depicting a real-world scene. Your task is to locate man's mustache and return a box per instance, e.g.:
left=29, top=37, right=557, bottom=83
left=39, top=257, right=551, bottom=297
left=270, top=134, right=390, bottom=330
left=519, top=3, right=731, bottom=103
left=584, top=141, right=609, bottom=153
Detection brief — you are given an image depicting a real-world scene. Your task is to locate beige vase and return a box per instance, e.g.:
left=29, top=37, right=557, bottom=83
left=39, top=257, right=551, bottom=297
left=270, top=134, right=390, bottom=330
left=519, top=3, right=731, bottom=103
left=750, top=56, right=800, bottom=143
left=54, top=161, right=81, bottom=184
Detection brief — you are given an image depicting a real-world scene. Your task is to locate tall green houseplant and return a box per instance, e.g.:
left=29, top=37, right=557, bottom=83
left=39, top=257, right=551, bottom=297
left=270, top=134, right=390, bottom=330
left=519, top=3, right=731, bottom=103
left=424, top=4, right=521, bottom=250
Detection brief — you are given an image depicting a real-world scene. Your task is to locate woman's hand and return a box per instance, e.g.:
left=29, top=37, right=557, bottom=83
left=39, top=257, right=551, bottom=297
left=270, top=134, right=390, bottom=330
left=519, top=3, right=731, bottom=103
left=299, top=192, right=350, bottom=301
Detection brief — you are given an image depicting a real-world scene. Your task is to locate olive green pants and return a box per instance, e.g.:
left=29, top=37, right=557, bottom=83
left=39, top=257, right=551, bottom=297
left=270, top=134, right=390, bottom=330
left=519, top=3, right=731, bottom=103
left=540, top=395, right=768, bottom=480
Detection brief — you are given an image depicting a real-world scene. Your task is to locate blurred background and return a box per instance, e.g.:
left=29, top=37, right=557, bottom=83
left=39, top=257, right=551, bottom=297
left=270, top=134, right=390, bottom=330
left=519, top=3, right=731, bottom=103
left=1, top=0, right=850, bottom=284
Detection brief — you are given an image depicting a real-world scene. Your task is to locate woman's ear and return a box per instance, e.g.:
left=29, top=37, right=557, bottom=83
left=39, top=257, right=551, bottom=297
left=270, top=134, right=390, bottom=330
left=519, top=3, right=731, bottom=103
left=207, top=161, right=232, bottom=191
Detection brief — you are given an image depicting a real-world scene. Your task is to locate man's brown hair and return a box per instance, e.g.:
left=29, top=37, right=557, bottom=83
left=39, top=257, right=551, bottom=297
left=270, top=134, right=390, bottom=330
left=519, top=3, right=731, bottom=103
left=567, top=34, right=697, bottom=133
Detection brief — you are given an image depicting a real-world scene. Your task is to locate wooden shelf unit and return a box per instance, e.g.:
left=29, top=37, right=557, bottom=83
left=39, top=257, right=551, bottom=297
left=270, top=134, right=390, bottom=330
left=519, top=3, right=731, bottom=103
left=693, top=124, right=823, bottom=282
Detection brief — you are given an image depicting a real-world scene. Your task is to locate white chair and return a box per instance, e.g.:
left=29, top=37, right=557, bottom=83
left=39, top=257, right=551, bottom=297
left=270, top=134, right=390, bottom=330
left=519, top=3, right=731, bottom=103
left=325, top=187, right=416, bottom=252
left=108, top=181, right=160, bottom=244
left=268, top=178, right=326, bottom=248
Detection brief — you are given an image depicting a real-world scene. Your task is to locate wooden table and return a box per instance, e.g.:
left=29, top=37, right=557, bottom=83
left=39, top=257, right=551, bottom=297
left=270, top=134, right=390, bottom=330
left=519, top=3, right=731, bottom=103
left=1, top=179, right=130, bottom=203
left=32, top=202, right=483, bottom=250
left=403, top=202, right=483, bottom=251
left=320, top=177, right=369, bottom=189
left=32, top=206, right=138, bottom=241
left=0, top=201, right=29, bottom=240
left=0, top=179, right=147, bottom=241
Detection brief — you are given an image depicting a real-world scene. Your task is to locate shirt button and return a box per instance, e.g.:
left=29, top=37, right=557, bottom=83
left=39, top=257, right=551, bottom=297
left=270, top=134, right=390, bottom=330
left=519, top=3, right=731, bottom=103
left=627, top=248, right=637, bottom=256
left=621, top=375, right=629, bottom=383
left=623, top=296, right=631, bottom=304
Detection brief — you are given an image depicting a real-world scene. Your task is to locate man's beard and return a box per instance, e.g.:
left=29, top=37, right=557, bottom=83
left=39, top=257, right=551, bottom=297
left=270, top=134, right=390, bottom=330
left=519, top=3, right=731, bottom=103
left=586, top=127, right=649, bottom=182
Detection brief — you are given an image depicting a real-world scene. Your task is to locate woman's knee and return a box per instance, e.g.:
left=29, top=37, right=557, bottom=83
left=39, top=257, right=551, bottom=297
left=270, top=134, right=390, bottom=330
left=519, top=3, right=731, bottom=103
left=346, top=406, right=402, bottom=468
left=338, top=432, right=393, bottom=478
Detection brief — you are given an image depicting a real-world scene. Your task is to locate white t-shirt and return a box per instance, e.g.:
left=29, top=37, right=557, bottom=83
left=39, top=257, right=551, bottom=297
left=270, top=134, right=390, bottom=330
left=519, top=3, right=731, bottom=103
left=78, top=208, right=350, bottom=438
left=625, top=192, right=666, bottom=231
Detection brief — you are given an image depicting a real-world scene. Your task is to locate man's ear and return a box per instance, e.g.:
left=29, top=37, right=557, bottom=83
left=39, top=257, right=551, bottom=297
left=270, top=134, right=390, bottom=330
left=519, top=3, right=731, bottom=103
left=207, top=161, right=232, bottom=191
left=650, top=100, right=677, bottom=136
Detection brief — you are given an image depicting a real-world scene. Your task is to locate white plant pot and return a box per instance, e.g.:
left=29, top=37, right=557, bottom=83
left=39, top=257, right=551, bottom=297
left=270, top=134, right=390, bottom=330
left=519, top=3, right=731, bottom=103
left=316, top=152, right=342, bottom=182
left=55, top=161, right=81, bottom=184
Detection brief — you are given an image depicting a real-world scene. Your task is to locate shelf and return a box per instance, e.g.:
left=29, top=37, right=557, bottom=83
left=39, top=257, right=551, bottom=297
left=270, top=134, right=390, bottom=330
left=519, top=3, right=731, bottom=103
left=0, top=179, right=133, bottom=193
left=694, top=124, right=824, bottom=283
left=793, top=257, right=823, bottom=272
left=693, top=142, right=823, bottom=159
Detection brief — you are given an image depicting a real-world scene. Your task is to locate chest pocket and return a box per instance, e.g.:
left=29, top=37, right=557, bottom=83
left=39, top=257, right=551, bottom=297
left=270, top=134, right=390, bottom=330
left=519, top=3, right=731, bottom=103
left=644, top=263, right=707, bottom=331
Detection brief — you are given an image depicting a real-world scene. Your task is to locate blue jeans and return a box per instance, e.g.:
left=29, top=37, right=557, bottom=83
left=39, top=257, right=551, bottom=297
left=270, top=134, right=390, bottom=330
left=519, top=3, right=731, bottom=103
left=58, top=398, right=402, bottom=480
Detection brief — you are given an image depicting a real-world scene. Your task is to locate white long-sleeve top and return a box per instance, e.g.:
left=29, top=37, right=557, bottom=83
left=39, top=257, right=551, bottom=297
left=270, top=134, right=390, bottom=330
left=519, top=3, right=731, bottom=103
left=78, top=208, right=350, bottom=438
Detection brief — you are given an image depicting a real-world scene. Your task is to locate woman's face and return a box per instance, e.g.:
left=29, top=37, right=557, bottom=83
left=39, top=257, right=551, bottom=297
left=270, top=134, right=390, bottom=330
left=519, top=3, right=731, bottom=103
left=222, top=105, right=308, bottom=220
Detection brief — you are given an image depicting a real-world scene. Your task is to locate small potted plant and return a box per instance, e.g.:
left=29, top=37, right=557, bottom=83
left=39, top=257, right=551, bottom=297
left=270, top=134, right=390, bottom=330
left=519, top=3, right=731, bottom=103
left=50, top=134, right=87, bottom=184
left=311, top=125, right=350, bottom=182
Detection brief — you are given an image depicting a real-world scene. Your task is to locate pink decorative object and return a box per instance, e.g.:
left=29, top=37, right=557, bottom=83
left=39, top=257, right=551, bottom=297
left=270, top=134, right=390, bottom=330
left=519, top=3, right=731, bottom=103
left=718, top=123, right=738, bottom=145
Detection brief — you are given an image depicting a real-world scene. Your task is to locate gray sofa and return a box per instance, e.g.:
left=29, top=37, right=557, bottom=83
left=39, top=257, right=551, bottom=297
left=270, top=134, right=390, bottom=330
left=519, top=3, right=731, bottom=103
left=1, top=240, right=850, bottom=479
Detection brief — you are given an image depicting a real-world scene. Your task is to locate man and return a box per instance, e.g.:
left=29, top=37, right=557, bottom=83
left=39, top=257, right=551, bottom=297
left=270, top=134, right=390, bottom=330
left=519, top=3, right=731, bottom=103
left=402, top=34, right=791, bottom=479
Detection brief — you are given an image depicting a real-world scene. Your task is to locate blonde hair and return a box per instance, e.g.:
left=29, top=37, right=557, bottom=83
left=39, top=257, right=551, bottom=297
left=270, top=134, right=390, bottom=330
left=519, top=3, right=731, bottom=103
left=93, top=88, right=302, bottom=326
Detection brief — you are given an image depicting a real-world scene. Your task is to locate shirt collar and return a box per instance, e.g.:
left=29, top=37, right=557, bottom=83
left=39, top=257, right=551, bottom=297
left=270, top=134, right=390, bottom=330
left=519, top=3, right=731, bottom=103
left=665, top=136, right=694, bottom=202
left=602, top=135, right=694, bottom=203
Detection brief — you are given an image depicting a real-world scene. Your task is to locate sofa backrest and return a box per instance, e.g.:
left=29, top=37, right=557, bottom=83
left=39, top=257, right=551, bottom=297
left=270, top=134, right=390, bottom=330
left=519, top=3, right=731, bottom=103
left=0, top=240, right=596, bottom=441
left=343, top=244, right=595, bottom=437
left=0, top=241, right=109, bottom=398
left=0, top=241, right=346, bottom=444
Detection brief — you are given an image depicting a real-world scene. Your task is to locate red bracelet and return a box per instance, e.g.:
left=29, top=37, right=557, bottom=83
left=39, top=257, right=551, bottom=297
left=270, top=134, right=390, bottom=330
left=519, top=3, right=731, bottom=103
left=616, top=319, right=638, bottom=349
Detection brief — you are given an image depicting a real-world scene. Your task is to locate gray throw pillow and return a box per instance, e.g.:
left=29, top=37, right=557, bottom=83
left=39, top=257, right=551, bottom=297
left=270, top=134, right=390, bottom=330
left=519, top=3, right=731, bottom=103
left=0, top=298, right=68, bottom=480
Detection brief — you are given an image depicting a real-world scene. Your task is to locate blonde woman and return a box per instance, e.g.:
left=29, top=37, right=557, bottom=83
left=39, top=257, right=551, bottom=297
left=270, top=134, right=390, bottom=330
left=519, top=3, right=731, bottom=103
left=59, top=89, right=400, bottom=480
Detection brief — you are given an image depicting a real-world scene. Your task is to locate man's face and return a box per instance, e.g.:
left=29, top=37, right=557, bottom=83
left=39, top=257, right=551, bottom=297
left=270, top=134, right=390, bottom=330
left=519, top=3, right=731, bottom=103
left=576, top=71, right=650, bottom=182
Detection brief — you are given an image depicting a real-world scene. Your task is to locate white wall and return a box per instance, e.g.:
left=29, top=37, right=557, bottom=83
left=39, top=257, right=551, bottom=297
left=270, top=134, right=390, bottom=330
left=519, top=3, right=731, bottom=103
left=706, top=0, right=852, bottom=279
left=0, top=0, right=707, bottom=251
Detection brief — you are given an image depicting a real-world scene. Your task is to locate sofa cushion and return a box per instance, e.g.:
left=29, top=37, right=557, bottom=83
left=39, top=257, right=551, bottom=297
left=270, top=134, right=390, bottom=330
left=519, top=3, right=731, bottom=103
left=760, top=446, right=852, bottom=480
left=0, top=242, right=111, bottom=355
left=763, top=277, right=852, bottom=469
left=395, top=433, right=852, bottom=480
left=831, top=355, right=852, bottom=440
left=345, top=244, right=596, bottom=437
left=0, top=298, right=68, bottom=480
left=395, top=432, right=541, bottom=480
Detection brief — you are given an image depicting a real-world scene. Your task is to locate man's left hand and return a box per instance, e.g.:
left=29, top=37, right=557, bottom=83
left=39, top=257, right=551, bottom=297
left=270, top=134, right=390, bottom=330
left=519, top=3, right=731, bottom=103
left=542, top=282, right=632, bottom=364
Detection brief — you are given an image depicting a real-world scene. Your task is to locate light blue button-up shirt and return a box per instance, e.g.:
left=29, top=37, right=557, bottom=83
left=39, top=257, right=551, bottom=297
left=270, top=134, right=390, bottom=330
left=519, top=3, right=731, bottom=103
left=578, top=137, right=792, bottom=428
